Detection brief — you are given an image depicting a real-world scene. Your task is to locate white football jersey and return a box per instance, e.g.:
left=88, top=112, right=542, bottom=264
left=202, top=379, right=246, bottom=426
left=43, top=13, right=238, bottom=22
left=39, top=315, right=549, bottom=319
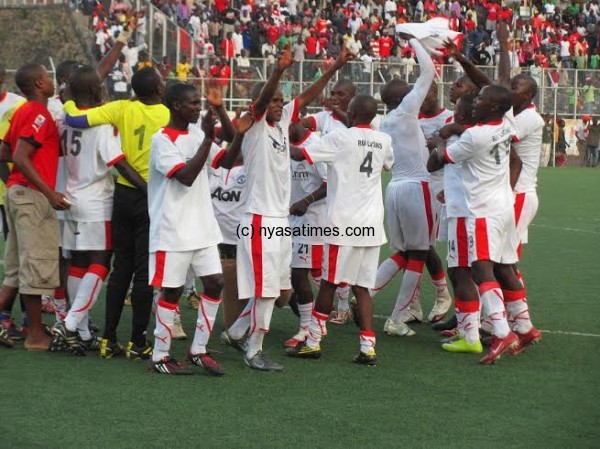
left=58, top=122, right=123, bottom=222
left=209, top=159, right=248, bottom=245
left=304, top=125, right=394, bottom=246
left=242, top=98, right=299, bottom=217
left=148, top=126, right=223, bottom=252
left=48, top=96, right=65, bottom=122
left=308, top=110, right=380, bottom=135
left=0, top=92, right=24, bottom=123
left=443, top=133, right=469, bottom=218
left=445, top=116, right=515, bottom=217
left=420, top=108, right=454, bottom=195
left=289, top=131, right=327, bottom=244
left=512, top=105, right=544, bottom=194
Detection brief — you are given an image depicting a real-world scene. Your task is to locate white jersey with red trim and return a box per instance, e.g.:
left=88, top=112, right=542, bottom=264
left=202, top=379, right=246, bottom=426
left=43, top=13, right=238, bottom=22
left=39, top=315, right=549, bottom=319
left=445, top=117, right=515, bottom=217
left=58, top=121, right=123, bottom=222
left=242, top=98, right=299, bottom=217
left=0, top=92, right=24, bottom=122
left=148, top=125, right=223, bottom=252
left=420, top=108, right=454, bottom=194
left=307, top=110, right=347, bottom=136
left=209, top=161, right=247, bottom=245
left=513, top=105, right=544, bottom=194
left=443, top=133, right=469, bottom=218
left=289, top=131, right=327, bottom=244
left=303, top=126, right=394, bottom=246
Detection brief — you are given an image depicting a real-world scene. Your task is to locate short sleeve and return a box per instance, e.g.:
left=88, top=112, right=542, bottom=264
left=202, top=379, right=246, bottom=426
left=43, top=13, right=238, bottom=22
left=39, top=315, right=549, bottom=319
left=98, top=126, right=125, bottom=167
left=304, top=132, right=337, bottom=165
left=16, top=104, right=52, bottom=147
left=208, top=143, right=226, bottom=169
left=281, top=98, right=300, bottom=126
left=445, top=129, right=476, bottom=164
left=151, top=133, right=186, bottom=178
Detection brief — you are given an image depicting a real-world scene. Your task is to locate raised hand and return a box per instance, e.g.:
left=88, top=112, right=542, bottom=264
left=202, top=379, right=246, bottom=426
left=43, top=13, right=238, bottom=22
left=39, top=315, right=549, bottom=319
left=204, top=79, right=223, bottom=108
left=496, top=22, right=510, bottom=46
left=443, top=38, right=460, bottom=58
left=202, top=108, right=216, bottom=140
left=335, top=44, right=357, bottom=68
left=277, top=42, right=294, bottom=70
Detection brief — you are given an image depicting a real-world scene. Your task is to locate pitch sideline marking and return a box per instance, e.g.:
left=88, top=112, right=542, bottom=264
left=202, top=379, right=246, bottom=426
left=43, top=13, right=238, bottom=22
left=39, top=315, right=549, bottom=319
left=530, top=223, right=600, bottom=235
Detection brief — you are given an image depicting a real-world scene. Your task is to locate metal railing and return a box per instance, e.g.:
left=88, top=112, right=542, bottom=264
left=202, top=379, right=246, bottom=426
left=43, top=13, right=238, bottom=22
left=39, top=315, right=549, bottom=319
left=0, top=0, right=66, bottom=6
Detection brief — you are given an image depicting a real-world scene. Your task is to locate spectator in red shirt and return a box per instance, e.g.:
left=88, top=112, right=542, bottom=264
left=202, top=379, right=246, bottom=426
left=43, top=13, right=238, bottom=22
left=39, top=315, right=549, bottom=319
left=0, top=63, right=68, bottom=351
left=267, top=20, right=280, bottom=45
left=464, top=12, right=476, bottom=32
left=379, top=31, right=394, bottom=59
left=306, top=28, right=319, bottom=57
left=220, top=32, right=235, bottom=60
left=449, top=11, right=460, bottom=31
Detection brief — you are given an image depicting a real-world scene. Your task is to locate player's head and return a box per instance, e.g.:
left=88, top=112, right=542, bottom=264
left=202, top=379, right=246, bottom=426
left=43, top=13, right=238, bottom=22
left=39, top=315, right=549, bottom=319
left=0, top=65, right=6, bottom=89
left=68, top=65, right=103, bottom=107
left=15, top=63, right=54, bottom=98
left=473, top=85, right=512, bottom=123
left=55, top=60, right=80, bottom=85
left=164, top=82, right=201, bottom=125
left=250, top=82, right=285, bottom=122
left=131, top=67, right=165, bottom=102
left=420, top=81, right=439, bottom=115
left=347, top=95, right=377, bottom=127
left=329, top=79, right=356, bottom=111
left=449, top=75, right=478, bottom=104
left=453, top=93, right=476, bottom=126
left=510, top=73, right=538, bottom=112
left=380, top=78, right=409, bottom=109
left=289, top=121, right=309, bottom=144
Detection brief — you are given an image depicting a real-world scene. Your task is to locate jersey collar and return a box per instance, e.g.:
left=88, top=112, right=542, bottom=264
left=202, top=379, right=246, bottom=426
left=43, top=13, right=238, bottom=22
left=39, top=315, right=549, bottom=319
left=162, top=126, right=189, bottom=142
left=354, top=124, right=372, bottom=129
left=418, top=108, right=447, bottom=119
left=477, top=119, right=503, bottom=126
left=0, top=92, right=6, bottom=102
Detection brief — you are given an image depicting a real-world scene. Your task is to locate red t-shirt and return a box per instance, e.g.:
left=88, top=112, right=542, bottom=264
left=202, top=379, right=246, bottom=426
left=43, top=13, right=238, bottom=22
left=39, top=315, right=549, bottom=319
left=306, top=36, right=319, bottom=55
left=6, top=101, right=59, bottom=191
left=379, top=37, right=393, bottom=57
left=267, top=25, right=279, bottom=45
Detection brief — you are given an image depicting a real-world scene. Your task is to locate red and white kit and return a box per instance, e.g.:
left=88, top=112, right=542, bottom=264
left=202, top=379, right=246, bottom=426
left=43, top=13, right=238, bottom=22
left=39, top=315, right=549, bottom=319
left=209, top=160, right=247, bottom=246
left=444, top=114, right=518, bottom=265
left=302, top=125, right=394, bottom=288
left=148, top=126, right=223, bottom=288
left=419, top=108, right=454, bottom=241
left=236, top=99, right=299, bottom=299
left=58, top=122, right=123, bottom=251
left=512, top=105, right=544, bottom=253
left=289, top=131, right=327, bottom=270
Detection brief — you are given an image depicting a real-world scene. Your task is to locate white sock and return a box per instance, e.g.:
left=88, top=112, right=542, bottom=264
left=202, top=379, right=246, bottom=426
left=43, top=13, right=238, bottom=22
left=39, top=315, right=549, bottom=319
left=359, top=330, right=376, bottom=354
left=191, top=294, right=221, bottom=354
left=67, top=266, right=86, bottom=307
left=228, top=297, right=254, bottom=340
left=369, top=253, right=406, bottom=298
left=184, top=268, right=196, bottom=295
left=455, top=299, right=480, bottom=344
left=306, top=310, right=328, bottom=349
left=246, top=298, right=275, bottom=358
left=391, top=260, right=424, bottom=324
left=336, top=283, right=350, bottom=312
left=479, top=282, right=510, bottom=338
left=430, top=271, right=449, bottom=294
left=298, top=302, right=313, bottom=330
left=53, top=287, right=67, bottom=323
left=503, top=289, right=533, bottom=333
left=77, top=313, right=92, bottom=340
left=64, top=264, right=108, bottom=333
left=152, top=299, right=177, bottom=361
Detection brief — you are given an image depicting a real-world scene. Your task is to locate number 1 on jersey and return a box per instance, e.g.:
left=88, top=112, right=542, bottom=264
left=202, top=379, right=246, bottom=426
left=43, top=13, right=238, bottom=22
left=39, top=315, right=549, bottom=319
left=134, top=124, right=146, bottom=151
left=359, top=151, right=373, bottom=177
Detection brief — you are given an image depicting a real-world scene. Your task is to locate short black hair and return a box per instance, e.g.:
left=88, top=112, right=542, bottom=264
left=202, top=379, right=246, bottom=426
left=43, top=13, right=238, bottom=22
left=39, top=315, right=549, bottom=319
left=456, top=93, right=476, bottom=119
left=68, top=65, right=99, bottom=100
left=512, top=73, right=538, bottom=98
left=333, top=79, right=357, bottom=96
left=131, top=67, right=162, bottom=99
left=351, top=95, right=378, bottom=122
left=55, top=60, right=80, bottom=84
left=164, top=82, right=196, bottom=109
left=15, top=63, right=44, bottom=96
left=485, top=85, right=513, bottom=115
left=380, top=78, right=408, bottom=106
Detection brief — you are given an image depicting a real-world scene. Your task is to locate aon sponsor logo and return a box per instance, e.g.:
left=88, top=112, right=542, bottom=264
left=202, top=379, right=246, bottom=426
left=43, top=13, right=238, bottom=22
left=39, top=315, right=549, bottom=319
left=211, top=187, right=241, bottom=202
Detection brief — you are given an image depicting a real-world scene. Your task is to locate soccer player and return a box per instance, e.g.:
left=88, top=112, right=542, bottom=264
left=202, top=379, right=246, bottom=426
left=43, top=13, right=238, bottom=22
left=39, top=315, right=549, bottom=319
left=0, top=63, right=69, bottom=351
left=285, top=121, right=327, bottom=348
left=53, top=65, right=145, bottom=355
left=217, top=43, right=355, bottom=371
left=147, top=83, right=227, bottom=376
left=286, top=95, right=394, bottom=365
left=371, top=34, right=436, bottom=338
left=427, top=84, right=525, bottom=364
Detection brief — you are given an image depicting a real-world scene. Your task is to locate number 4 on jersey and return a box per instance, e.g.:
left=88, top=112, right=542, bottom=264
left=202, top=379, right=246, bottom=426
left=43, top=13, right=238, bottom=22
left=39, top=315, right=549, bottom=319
left=359, top=151, right=373, bottom=177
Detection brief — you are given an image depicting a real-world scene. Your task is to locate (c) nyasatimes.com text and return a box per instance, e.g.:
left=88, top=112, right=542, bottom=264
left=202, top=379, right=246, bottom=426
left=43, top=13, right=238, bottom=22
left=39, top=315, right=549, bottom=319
left=236, top=224, right=375, bottom=240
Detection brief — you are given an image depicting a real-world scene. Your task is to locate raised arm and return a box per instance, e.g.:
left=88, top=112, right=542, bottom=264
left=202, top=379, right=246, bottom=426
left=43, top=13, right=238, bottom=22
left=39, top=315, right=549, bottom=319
left=96, top=20, right=135, bottom=81
left=444, top=39, right=492, bottom=88
left=496, top=22, right=511, bottom=89
left=400, top=35, right=435, bottom=114
left=205, top=82, right=235, bottom=142
left=173, top=111, right=216, bottom=187
left=296, top=45, right=355, bottom=109
left=217, top=112, right=254, bottom=169
left=253, top=42, right=295, bottom=118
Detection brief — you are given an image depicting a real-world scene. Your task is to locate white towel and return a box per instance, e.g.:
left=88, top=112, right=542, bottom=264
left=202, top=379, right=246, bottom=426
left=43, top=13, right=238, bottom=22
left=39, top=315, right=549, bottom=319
left=395, top=18, right=463, bottom=55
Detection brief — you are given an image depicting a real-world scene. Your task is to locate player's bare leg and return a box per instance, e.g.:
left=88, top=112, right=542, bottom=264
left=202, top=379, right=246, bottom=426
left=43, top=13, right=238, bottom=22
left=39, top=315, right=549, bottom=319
left=471, top=261, right=519, bottom=364
left=186, top=273, right=225, bottom=376
left=285, top=268, right=313, bottom=348
left=0, top=287, right=20, bottom=347
left=494, top=263, right=541, bottom=352
left=21, top=295, right=52, bottom=351
left=425, top=246, right=452, bottom=322
left=385, top=250, right=428, bottom=336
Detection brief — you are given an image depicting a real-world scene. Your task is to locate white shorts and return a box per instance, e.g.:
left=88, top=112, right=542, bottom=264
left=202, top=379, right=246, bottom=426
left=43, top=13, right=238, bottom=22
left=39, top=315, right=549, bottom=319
left=436, top=205, right=448, bottom=242
left=321, top=243, right=380, bottom=288
left=385, top=181, right=433, bottom=252
left=291, top=242, right=323, bottom=270
left=513, top=191, right=539, bottom=253
left=446, top=217, right=470, bottom=268
left=430, top=183, right=446, bottom=242
left=237, top=214, right=292, bottom=299
left=149, top=246, right=222, bottom=288
left=467, top=210, right=519, bottom=265
left=62, top=220, right=111, bottom=251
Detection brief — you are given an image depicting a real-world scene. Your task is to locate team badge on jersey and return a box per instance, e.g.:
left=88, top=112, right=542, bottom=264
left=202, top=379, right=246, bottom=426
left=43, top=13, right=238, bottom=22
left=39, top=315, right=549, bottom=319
left=33, top=114, right=46, bottom=131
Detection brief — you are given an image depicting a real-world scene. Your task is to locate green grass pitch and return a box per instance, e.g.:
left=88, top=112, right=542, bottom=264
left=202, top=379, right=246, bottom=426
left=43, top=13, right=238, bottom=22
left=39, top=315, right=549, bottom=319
left=1, top=167, right=599, bottom=448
